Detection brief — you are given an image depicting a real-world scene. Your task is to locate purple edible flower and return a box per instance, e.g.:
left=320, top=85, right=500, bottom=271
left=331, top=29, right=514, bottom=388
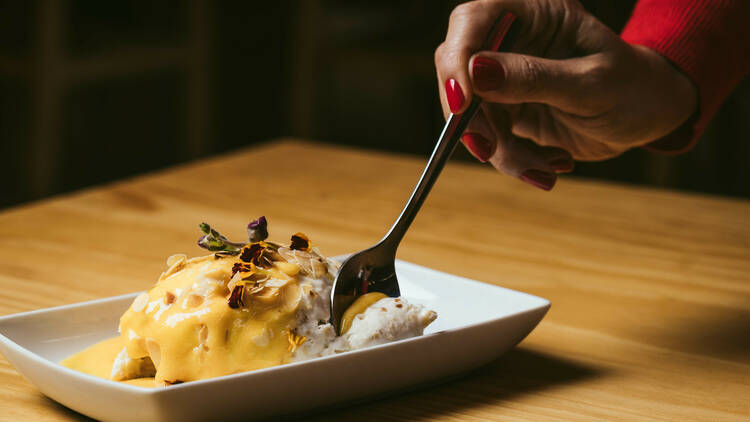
left=247, top=216, right=269, bottom=242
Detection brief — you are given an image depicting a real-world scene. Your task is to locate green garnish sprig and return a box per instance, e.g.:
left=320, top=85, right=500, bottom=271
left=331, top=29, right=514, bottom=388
left=197, top=222, right=246, bottom=253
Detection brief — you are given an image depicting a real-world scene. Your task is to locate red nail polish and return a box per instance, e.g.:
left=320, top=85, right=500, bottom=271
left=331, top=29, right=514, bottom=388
left=520, top=169, right=556, bottom=191
left=445, top=78, right=465, bottom=113
left=462, top=133, right=493, bottom=162
left=549, top=159, right=574, bottom=173
left=472, top=57, right=505, bottom=91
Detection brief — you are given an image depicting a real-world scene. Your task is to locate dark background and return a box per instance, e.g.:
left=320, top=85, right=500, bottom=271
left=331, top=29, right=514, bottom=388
left=1, top=0, right=748, bottom=210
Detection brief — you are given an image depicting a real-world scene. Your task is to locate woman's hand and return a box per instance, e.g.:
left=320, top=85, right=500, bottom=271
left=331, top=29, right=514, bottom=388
left=435, top=0, right=697, bottom=190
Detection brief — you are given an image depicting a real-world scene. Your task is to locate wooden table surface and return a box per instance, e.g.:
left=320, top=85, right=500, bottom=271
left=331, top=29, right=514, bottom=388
left=1, top=140, right=749, bottom=421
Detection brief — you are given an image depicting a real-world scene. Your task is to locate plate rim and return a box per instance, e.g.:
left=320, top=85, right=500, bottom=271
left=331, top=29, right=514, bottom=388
left=0, top=259, right=550, bottom=396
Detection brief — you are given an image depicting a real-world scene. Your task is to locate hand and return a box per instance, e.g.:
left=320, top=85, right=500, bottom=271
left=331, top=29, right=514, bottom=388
left=435, top=0, right=697, bottom=190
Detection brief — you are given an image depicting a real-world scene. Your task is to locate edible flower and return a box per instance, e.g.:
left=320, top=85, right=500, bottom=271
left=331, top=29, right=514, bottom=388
left=197, top=223, right=245, bottom=253
left=286, top=330, right=307, bottom=353
left=198, top=217, right=271, bottom=253
left=247, top=216, right=269, bottom=242
left=239, top=242, right=272, bottom=267
left=231, top=262, right=254, bottom=276
left=228, top=284, right=245, bottom=308
left=290, top=232, right=311, bottom=252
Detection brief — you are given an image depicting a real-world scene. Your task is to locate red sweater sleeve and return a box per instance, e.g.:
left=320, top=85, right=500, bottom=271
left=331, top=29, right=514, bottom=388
left=621, top=0, right=750, bottom=153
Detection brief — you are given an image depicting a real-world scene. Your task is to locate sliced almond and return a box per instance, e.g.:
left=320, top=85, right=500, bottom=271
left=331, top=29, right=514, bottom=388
left=296, top=255, right=313, bottom=274
left=201, top=268, right=228, bottom=282
left=245, top=281, right=265, bottom=295
left=185, top=293, right=204, bottom=308
left=275, top=261, right=300, bottom=276
left=131, top=293, right=149, bottom=312
left=161, top=260, right=186, bottom=280
left=264, top=277, right=290, bottom=288
left=198, top=324, right=208, bottom=344
left=266, top=250, right=283, bottom=262
left=252, top=286, right=280, bottom=304
left=227, top=271, right=242, bottom=292
left=166, top=254, right=187, bottom=267
left=310, top=258, right=326, bottom=278
left=281, top=283, right=302, bottom=312
left=146, top=338, right=161, bottom=369
left=277, top=247, right=295, bottom=263
left=326, top=258, right=341, bottom=276
left=279, top=247, right=314, bottom=265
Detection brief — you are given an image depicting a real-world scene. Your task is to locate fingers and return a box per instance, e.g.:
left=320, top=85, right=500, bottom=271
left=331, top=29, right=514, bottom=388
left=447, top=101, right=577, bottom=190
left=491, top=136, right=575, bottom=190
left=476, top=104, right=574, bottom=190
left=490, top=134, right=574, bottom=190
left=468, top=52, right=612, bottom=116
left=457, top=103, right=575, bottom=190
left=435, top=0, right=527, bottom=115
left=510, top=103, right=625, bottom=160
left=461, top=109, right=497, bottom=162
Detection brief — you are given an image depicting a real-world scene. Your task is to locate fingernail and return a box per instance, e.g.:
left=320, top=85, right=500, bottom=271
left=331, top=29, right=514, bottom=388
left=472, top=56, right=505, bottom=91
left=445, top=78, right=465, bottom=113
left=549, top=159, right=574, bottom=173
left=520, top=169, right=556, bottom=191
left=462, top=133, right=493, bottom=162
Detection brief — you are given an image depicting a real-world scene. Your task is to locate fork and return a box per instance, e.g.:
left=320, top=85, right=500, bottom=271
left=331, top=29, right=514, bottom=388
left=330, top=11, right=519, bottom=334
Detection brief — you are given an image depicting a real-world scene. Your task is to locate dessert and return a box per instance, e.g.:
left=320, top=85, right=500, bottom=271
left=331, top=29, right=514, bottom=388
left=62, top=217, right=436, bottom=386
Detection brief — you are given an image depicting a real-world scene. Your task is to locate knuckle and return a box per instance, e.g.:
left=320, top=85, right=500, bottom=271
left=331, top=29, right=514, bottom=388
left=498, top=152, right=514, bottom=170
left=584, top=56, right=617, bottom=87
left=438, top=45, right=471, bottom=70
left=492, top=142, right=511, bottom=168
left=449, top=2, right=471, bottom=21
left=434, top=43, right=445, bottom=65
left=450, top=1, right=484, bottom=23
left=577, top=55, right=621, bottom=111
left=516, top=56, right=546, bottom=94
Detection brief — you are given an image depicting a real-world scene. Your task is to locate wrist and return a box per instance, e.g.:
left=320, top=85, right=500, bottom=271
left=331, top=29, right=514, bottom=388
left=629, top=44, right=698, bottom=146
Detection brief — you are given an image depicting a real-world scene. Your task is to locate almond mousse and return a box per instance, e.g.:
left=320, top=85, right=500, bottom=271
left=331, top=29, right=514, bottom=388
left=61, top=217, right=436, bottom=387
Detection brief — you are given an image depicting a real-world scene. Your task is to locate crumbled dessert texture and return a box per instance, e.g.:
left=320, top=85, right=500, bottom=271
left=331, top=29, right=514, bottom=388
left=100, top=217, right=436, bottom=386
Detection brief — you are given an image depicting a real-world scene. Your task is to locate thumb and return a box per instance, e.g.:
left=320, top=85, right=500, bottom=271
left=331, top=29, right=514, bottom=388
left=469, top=52, right=610, bottom=116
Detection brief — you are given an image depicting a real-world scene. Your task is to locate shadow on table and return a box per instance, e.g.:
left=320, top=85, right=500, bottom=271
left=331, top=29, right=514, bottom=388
left=41, top=395, right=96, bottom=421
left=306, top=347, right=605, bottom=421
left=660, top=303, right=750, bottom=363
left=39, top=347, right=604, bottom=422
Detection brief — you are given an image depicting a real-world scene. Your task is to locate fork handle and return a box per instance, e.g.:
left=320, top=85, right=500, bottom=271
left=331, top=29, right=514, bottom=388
left=380, top=11, right=518, bottom=250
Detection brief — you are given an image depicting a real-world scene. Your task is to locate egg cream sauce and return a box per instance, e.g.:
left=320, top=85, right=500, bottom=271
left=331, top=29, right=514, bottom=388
left=340, top=292, right=388, bottom=334
left=62, top=253, right=304, bottom=386
left=61, top=336, right=157, bottom=387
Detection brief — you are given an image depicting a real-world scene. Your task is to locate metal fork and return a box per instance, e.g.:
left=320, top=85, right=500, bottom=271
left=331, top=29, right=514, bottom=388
left=330, top=11, right=519, bottom=334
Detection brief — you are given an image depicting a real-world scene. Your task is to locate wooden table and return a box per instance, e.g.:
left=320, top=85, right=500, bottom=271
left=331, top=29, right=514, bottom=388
left=1, top=140, right=749, bottom=421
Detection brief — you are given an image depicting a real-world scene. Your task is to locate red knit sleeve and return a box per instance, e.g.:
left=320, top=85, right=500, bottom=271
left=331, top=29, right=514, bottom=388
left=621, top=0, right=750, bottom=153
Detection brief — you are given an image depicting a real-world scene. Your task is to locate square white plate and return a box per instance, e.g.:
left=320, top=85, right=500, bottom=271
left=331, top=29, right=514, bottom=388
left=0, top=259, right=549, bottom=422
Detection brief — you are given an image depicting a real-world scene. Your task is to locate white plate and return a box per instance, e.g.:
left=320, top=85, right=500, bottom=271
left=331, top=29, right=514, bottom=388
left=0, top=259, right=549, bottom=422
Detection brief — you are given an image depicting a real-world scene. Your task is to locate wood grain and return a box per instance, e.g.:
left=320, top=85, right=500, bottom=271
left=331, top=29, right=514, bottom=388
left=1, top=140, right=748, bottom=421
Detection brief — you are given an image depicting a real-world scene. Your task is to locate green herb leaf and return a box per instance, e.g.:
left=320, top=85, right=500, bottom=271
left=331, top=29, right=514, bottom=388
left=197, top=222, right=246, bottom=252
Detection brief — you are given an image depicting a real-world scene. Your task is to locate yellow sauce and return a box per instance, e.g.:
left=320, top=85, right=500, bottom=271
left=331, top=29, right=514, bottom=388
left=61, top=336, right=126, bottom=379
left=62, top=252, right=306, bottom=386
left=340, top=292, right=388, bottom=334
left=61, top=336, right=158, bottom=388
left=122, top=378, right=158, bottom=388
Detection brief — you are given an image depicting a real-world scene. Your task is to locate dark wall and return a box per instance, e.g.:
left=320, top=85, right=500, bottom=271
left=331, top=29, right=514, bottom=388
left=1, top=0, right=748, bottom=210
